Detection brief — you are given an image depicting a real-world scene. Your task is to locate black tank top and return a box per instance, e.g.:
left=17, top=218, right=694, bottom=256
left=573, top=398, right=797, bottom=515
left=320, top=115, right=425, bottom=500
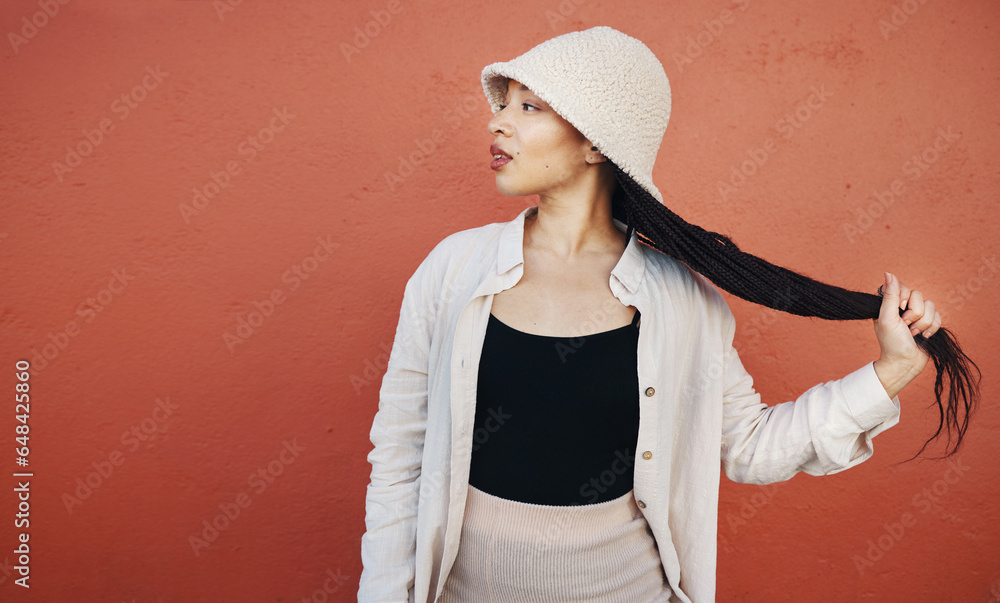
left=468, top=308, right=640, bottom=506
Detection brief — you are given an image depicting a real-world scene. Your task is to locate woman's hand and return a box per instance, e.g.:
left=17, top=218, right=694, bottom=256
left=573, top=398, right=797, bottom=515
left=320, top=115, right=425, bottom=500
left=872, top=272, right=941, bottom=396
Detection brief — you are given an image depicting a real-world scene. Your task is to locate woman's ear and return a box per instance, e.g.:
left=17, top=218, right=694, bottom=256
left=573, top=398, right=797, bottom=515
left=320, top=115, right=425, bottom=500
left=586, top=144, right=607, bottom=164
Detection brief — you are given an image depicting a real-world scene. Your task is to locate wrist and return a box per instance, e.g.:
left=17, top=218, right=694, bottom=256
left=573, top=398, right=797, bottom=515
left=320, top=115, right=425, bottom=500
left=872, top=358, right=917, bottom=399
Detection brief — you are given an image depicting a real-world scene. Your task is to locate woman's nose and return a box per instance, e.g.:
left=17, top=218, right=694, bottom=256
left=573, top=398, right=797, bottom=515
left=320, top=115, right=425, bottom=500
left=487, top=109, right=510, bottom=136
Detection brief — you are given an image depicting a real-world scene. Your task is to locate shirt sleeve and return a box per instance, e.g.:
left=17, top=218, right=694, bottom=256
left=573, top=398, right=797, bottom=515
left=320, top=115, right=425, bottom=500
left=718, top=307, right=902, bottom=485
left=358, top=258, right=436, bottom=602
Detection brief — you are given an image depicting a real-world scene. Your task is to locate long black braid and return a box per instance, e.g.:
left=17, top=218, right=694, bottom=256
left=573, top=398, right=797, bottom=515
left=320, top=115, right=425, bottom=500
left=608, top=161, right=980, bottom=462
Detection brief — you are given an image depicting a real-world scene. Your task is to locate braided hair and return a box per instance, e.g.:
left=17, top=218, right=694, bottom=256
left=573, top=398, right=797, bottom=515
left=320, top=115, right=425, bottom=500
left=607, top=161, right=980, bottom=463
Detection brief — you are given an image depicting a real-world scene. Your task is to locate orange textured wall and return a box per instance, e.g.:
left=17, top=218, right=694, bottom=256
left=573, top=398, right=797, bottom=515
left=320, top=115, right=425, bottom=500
left=1, top=1, right=997, bottom=601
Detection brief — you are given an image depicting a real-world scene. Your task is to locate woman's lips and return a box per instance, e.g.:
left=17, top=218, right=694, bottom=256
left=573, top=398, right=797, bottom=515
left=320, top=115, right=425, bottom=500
left=490, top=156, right=512, bottom=170
left=490, top=144, right=512, bottom=171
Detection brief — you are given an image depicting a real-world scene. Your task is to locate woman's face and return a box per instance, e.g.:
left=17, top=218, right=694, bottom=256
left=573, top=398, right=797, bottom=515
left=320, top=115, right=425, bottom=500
left=487, top=79, right=599, bottom=199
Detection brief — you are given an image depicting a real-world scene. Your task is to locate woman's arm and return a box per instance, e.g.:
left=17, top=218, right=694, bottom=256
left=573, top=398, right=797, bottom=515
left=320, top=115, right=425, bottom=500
left=719, top=272, right=938, bottom=484
left=720, top=344, right=901, bottom=485
left=358, top=265, right=435, bottom=602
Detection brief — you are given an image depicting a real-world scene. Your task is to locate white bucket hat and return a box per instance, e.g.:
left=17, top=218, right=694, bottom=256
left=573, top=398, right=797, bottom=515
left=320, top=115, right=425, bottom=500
left=481, top=25, right=671, bottom=203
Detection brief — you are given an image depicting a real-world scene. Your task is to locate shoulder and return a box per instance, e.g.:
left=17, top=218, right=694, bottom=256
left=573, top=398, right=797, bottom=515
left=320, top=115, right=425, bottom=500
left=429, top=220, right=505, bottom=262
left=406, top=217, right=507, bottom=288
left=640, top=244, right=735, bottom=330
left=417, top=219, right=505, bottom=272
left=641, top=245, right=727, bottom=307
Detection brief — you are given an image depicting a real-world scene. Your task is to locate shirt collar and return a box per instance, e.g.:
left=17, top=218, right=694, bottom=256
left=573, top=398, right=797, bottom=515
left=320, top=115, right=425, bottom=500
left=496, top=205, right=646, bottom=295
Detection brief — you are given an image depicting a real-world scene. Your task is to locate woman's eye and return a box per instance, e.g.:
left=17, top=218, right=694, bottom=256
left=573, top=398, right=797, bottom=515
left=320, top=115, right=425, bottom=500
left=497, top=103, right=537, bottom=111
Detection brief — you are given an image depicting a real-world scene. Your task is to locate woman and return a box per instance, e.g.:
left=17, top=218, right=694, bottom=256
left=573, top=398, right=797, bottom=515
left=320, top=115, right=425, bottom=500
left=359, top=26, right=979, bottom=603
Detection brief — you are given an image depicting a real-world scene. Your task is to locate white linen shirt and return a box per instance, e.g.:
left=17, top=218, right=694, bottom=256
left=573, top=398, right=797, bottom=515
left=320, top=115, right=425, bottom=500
left=359, top=205, right=901, bottom=603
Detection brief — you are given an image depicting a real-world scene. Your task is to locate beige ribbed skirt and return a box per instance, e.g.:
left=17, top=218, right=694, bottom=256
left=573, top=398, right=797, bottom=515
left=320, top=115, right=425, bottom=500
left=439, top=483, right=674, bottom=602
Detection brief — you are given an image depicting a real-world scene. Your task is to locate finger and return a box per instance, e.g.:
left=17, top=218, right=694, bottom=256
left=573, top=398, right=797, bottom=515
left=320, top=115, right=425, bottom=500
left=878, top=272, right=902, bottom=325
left=897, top=280, right=912, bottom=312
left=902, top=290, right=925, bottom=326
left=922, top=310, right=942, bottom=339
left=909, top=299, right=935, bottom=335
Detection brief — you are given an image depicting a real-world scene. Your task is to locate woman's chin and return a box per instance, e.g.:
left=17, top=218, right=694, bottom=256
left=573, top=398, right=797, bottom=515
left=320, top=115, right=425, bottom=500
left=493, top=181, right=537, bottom=198
left=494, top=186, right=520, bottom=197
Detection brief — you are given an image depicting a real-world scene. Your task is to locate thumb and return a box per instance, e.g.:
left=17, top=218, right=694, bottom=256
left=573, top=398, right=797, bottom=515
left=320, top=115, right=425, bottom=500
left=878, top=271, right=901, bottom=324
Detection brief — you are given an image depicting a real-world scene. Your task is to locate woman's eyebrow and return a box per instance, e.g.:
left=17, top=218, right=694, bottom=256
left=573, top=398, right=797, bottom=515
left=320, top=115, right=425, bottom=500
left=503, top=83, right=543, bottom=105
left=517, top=85, right=547, bottom=105
left=508, top=83, right=534, bottom=95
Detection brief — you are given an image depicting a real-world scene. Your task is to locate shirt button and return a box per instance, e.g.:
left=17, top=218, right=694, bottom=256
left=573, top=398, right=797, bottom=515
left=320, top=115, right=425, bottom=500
left=636, top=500, right=646, bottom=509
left=644, top=387, right=655, bottom=397
left=642, top=451, right=652, bottom=460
